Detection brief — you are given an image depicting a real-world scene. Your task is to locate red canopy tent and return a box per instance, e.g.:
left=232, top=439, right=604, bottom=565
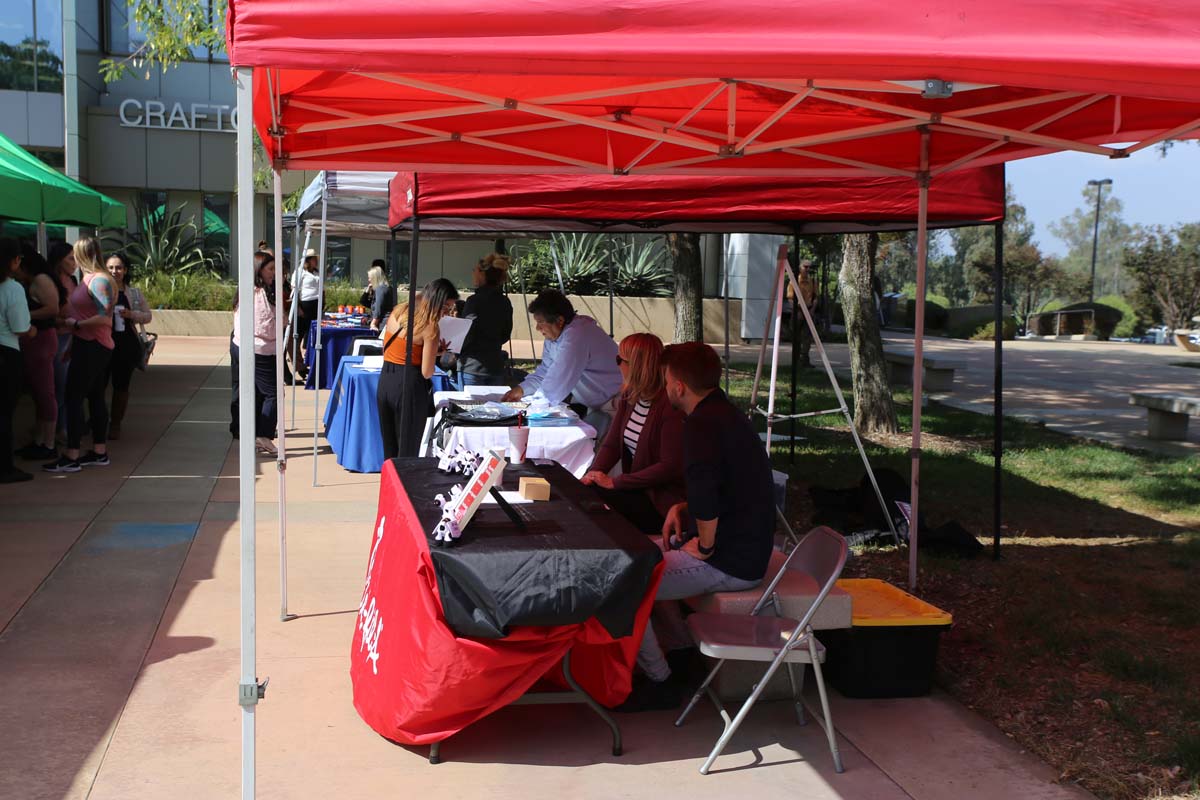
left=225, top=3, right=1200, bottom=791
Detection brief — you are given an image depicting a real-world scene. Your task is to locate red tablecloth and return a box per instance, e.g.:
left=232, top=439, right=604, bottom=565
left=350, top=460, right=663, bottom=745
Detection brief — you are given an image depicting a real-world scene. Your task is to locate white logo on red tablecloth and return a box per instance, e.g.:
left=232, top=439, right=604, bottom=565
left=358, top=516, right=386, bottom=674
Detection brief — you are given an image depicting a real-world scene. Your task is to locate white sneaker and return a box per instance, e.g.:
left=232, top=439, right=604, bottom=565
left=255, top=437, right=278, bottom=456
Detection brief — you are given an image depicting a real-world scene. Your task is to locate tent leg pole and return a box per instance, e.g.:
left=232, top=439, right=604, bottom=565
left=272, top=170, right=291, bottom=622
left=608, top=256, right=614, bottom=337
left=312, top=199, right=328, bottom=487
left=909, top=132, right=931, bottom=592
left=790, top=233, right=800, bottom=464
left=748, top=255, right=781, bottom=420
left=234, top=66, right=258, bottom=800
left=292, top=228, right=309, bottom=427
left=993, top=220, right=1004, bottom=560
left=763, top=246, right=788, bottom=454
left=723, top=248, right=730, bottom=394
left=399, top=211, right=421, bottom=460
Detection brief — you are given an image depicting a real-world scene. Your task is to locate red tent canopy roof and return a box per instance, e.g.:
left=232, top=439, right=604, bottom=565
left=386, top=170, right=1005, bottom=233
left=230, top=1, right=1200, bottom=177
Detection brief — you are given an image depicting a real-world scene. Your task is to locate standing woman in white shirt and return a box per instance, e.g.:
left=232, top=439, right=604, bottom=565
left=296, top=250, right=322, bottom=377
left=231, top=252, right=283, bottom=455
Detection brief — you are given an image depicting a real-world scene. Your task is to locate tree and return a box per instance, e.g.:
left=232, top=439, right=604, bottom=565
left=668, top=233, right=704, bottom=342
left=1048, top=183, right=1134, bottom=299
left=1122, top=224, right=1200, bottom=330
left=99, top=0, right=226, bottom=82
left=839, top=234, right=897, bottom=433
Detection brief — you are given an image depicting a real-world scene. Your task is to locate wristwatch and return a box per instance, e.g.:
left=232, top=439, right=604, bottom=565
left=72, top=320, right=80, bottom=332
left=697, top=542, right=715, bottom=556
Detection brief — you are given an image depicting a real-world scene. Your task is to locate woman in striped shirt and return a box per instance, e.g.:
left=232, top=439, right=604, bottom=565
left=582, top=333, right=686, bottom=534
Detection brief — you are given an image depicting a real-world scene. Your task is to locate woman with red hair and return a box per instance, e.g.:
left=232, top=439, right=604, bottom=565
left=582, top=332, right=685, bottom=533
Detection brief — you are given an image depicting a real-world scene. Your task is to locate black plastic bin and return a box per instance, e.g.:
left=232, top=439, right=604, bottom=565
left=823, top=579, right=953, bottom=699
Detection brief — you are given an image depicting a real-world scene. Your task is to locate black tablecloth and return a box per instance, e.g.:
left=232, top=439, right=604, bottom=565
left=390, top=457, right=663, bottom=639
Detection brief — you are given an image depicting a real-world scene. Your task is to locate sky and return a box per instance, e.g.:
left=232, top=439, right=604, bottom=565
left=1004, top=144, right=1200, bottom=257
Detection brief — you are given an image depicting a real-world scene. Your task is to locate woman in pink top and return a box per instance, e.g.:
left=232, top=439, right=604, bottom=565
left=230, top=252, right=283, bottom=455
left=44, top=237, right=116, bottom=474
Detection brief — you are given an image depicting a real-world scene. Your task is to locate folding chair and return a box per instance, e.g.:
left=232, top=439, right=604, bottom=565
left=675, top=526, right=848, bottom=775
left=351, top=337, right=383, bottom=356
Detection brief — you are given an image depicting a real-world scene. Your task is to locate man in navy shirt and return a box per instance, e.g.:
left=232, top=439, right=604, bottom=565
left=619, top=342, right=776, bottom=711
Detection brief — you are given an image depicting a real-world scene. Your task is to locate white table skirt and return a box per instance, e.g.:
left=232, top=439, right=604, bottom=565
left=421, top=388, right=598, bottom=478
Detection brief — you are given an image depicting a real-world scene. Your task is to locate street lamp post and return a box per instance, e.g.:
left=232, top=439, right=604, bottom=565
left=1087, top=178, right=1112, bottom=302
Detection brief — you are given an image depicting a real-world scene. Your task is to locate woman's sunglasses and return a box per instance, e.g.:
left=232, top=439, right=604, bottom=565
left=615, top=354, right=627, bottom=366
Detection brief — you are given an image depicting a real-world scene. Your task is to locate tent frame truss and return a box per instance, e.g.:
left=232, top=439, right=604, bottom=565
left=259, top=74, right=1200, bottom=175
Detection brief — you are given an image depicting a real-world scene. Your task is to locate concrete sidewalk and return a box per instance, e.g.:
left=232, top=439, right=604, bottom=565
left=0, top=335, right=1096, bottom=800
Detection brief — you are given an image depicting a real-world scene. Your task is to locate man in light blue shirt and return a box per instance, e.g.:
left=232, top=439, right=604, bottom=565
left=502, top=290, right=621, bottom=432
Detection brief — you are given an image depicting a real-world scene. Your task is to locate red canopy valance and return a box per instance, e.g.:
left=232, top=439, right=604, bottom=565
left=386, top=170, right=1005, bottom=232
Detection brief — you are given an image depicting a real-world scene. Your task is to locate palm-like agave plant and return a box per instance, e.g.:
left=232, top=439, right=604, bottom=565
left=122, top=200, right=217, bottom=277
left=612, top=236, right=673, bottom=297
left=550, top=233, right=608, bottom=295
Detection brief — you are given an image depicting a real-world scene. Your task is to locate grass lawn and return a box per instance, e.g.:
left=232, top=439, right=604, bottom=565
left=511, top=357, right=1199, bottom=796
left=720, top=364, right=1200, bottom=800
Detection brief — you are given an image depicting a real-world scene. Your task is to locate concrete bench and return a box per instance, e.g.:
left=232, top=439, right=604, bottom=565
left=884, top=350, right=967, bottom=392
left=1130, top=393, right=1200, bottom=440
left=684, top=546, right=853, bottom=699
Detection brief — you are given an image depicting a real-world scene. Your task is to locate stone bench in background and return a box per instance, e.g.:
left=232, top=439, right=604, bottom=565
left=1130, top=392, right=1200, bottom=440
left=884, top=349, right=967, bottom=392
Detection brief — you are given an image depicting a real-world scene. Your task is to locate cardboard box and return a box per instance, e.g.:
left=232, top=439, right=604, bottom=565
left=518, top=477, right=551, bottom=501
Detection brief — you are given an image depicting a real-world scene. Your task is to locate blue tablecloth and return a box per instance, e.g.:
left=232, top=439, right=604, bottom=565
left=324, top=356, right=453, bottom=473
left=305, top=323, right=375, bottom=390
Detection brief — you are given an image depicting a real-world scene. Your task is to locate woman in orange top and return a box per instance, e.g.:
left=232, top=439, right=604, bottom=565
left=376, top=277, right=458, bottom=459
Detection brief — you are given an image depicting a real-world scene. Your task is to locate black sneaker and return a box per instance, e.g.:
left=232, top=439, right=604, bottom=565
left=43, top=456, right=81, bottom=474
left=613, top=674, right=683, bottom=713
left=77, top=451, right=110, bottom=467
left=0, top=468, right=33, bottom=484
left=16, top=443, right=58, bottom=461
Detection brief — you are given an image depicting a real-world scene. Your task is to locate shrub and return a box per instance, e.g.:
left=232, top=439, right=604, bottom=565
left=901, top=282, right=952, bottom=309
left=507, top=234, right=672, bottom=297
left=1096, top=294, right=1139, bottom=338
left=901, top=299, right=949, bottom=330
left=324, top=281, right=365, bottom=310
left=140, top=272, right=235, bottom=310
left=969, top=317, right=1018, bottom=340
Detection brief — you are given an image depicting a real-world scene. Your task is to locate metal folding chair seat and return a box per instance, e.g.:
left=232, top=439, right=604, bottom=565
left=675, top=526, right=848, bottom=775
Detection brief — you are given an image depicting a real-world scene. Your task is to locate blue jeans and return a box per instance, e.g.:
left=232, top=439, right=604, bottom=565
left=455, top=370, right=507, bottom=390
left=638, top=541, right=760, bottom=682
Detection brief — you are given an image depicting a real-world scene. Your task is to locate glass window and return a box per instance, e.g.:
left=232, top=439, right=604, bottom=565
left=29, top=148, right=65, bottom=169
left=0, top=0, right=36, bottom=91
left=33, top=0, right=62, bottom=91
left=136, top=190, right=168, bottom=234
left=385, top=238, right=412, bottom=287
left=202, top=191, right=231, bottom=251
left=325, top=237, right=352, bottom=282
left=106, top=0, right=149, bottom=57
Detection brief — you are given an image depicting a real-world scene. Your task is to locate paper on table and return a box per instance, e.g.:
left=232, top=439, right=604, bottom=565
left=439, top=316, right=474, bottom=353
left=480, top=490, right=533, bottom=505
left=360, top=355, right=384, bottom=370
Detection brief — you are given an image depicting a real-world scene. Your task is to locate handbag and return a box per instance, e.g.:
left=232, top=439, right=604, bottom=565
left=134, top=325, right=158, bottom=371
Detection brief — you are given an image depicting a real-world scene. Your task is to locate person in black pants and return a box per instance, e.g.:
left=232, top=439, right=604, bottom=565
left=377, top=278, right=458, bottom=459
left=102, top=253, right=152, bottom=439
left=230, top=252, right=283, bottom=455
left=44, top=237, right=117, bottom=474
left=457, top=253, right=513, bottom=387
left=1, top=238, right=34, bottom=483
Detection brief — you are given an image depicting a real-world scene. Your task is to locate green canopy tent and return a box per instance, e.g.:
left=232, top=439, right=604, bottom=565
left=0, top=132, right=126, bottom=228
